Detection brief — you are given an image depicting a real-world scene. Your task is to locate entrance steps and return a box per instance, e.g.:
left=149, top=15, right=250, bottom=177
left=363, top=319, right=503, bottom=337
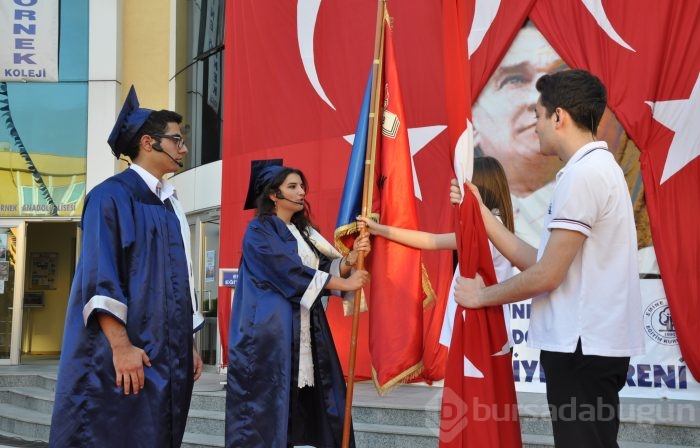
left=0, top=366, right=698, bottom=447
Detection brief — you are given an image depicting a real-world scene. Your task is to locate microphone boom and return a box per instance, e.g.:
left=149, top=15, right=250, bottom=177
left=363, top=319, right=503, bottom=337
left=153, top=145, right=183, bottom=167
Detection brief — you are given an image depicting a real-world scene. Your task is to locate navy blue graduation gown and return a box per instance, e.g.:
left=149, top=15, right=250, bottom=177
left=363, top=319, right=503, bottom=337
left=226, top=216, right=353, bottom=448
left=49, top=169, right=194, bottom=447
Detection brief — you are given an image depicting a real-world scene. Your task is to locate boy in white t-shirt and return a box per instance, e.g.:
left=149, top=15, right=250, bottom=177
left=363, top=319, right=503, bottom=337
left=452, top=69, right=643, bottom=447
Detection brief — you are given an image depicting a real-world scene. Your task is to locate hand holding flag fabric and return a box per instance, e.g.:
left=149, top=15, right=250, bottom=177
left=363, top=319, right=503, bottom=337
left=453, top=274, right=485, bottom=309
left=440, top=1, right=521, bottom=445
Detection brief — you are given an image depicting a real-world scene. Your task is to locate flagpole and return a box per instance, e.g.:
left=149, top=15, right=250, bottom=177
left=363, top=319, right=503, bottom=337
left=342, top=1, right=386, bottom=447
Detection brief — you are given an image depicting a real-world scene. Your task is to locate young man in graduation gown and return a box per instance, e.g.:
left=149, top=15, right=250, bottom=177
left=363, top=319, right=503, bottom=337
left=49, top=86, right=204, bottom=447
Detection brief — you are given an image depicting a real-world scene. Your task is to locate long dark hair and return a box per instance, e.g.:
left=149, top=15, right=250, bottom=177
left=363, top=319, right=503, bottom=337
left=472, top=156, right=515, bottom=233
left=256, top=167, right=316, bottom=236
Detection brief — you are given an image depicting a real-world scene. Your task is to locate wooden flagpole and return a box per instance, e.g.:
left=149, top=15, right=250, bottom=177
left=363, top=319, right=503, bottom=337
left=342, top=1, right=386, bottom=447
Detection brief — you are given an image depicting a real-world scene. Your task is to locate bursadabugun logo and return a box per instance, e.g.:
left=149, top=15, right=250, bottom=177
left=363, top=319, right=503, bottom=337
left=425, top=387, right=469, bottom=442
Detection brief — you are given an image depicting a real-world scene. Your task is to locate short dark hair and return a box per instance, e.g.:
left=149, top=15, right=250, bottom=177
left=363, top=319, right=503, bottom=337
left=122, top=109, right=183, bottom=160
left=535, top=69, right=607, bottom=135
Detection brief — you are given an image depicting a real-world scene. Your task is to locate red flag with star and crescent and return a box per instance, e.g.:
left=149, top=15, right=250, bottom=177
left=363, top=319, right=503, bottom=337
left=531, top=0, right=700, bottom=381
left=218, top=1, right=453, bottom=382
left=439, top=1, right=522, bottom=446
left=218, top=0, right=700, bottom=389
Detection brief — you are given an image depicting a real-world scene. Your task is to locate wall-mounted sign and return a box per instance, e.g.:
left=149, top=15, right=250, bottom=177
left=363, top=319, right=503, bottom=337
left=29, top=252, right=57, bottom=289
left=23, top=291, right=43, bottom=307
left=205, top=250, right=216, bottom=283
left=219, top=268, right=238, bottom=288
left=0, top=0, right=59, bottom=82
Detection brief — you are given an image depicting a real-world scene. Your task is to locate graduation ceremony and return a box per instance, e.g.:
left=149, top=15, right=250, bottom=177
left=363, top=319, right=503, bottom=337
left=0, top=1, right=698, bottom=447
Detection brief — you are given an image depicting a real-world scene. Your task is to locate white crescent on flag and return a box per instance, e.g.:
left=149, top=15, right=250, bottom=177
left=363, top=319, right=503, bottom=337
left=468, top=0, right=500, bottom=58
left=301, top=1, right=447, bottom=203
left=581, top=0, right=635, bottom=52
left=297, top=0, right=336, bottom=110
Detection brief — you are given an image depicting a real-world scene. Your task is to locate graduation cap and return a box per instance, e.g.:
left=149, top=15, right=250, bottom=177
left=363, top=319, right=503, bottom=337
left=244, top=159, right=284, bottom=210
left=107, top=85, right=154, bottom=158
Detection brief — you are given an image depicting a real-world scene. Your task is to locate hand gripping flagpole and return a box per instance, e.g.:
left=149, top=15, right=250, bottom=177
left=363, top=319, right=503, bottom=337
left=342, top=2, right=386, bottom=447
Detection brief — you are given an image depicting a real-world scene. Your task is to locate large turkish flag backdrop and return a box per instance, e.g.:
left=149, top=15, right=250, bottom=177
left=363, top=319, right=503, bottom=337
left=219, top=0, right=700, bottom=385
left=219, top=1, right=455, bottom=383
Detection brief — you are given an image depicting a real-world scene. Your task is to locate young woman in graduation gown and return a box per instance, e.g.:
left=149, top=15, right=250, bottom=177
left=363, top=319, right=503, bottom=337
left=226, top=162, right=370, bottom=448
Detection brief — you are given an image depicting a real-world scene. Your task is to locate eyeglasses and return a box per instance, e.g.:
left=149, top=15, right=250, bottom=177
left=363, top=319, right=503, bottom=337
left=152, top=133, right=186, bottom=149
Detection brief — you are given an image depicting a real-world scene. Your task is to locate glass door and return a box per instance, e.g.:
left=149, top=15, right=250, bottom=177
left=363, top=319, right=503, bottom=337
left=199, top=218, right=220, bottom=366
left=0, top=222, right=26, bottom=365
left=189, top=210, right=220, bottom=368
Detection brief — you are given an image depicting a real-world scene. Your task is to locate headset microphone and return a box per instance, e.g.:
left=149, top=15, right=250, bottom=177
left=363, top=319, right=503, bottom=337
left=275, top=191, right=304, bottom=206
left=152, top=142, right=183, bottom=167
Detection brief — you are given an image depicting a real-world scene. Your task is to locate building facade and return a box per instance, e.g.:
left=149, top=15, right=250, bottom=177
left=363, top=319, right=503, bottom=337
left=0, top=0, right=225, bottom=367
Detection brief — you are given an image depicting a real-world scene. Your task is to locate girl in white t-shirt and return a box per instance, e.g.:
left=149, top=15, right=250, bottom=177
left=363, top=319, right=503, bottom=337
left=358, top=156, right=515, bottom=350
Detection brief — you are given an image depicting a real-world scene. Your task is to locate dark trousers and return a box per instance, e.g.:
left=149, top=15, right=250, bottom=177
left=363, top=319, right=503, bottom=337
left=288, top=386, right=352, bottom=448
left=540, top=340, right=630, bottom=448
left=288, top=386, right=321, bottom=447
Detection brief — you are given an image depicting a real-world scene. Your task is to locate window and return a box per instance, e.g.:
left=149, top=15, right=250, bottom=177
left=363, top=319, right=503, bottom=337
left=173, top=0, right=225, bottom=170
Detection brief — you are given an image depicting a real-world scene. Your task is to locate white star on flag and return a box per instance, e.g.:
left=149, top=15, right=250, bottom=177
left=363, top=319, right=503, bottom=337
left=645, top=73, right=700, bottom=184
left=344, top=125, right=446, bottom=200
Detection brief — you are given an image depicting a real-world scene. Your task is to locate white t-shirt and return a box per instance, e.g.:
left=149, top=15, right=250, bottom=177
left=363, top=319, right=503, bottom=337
left=439, top=239, right=514, bottom=349
left=511, top=182, right=555, bottom=248
left=528, top=142, right=645, bottom=357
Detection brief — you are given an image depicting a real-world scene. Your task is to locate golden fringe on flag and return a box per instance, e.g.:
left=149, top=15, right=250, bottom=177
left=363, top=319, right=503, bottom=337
left=333, top=212, right=380, bottom=254
left=372, top=361, right=424, bottom=396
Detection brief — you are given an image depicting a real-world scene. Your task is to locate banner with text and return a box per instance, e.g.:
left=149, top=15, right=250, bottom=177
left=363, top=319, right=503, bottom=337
left=0, top=0, right=59, bottom=82
left=511, top=279, right=699, bottom=399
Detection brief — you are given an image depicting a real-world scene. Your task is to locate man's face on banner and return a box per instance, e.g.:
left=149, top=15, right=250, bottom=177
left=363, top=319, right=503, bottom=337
left=473, top=25, right=567, bottom=198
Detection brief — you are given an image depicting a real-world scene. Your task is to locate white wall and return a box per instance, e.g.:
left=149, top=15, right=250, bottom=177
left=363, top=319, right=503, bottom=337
left=86, top=0, right=124, bottom=192
left=170, top=160, right=222, bottom=213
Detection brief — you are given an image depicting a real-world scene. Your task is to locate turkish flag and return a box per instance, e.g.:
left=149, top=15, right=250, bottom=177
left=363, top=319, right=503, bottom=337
left=219, top=0, right=377, bottom=365
left=440, top=1, right=521, bottom=446
left=466, top=0, right=536, bottom=96
left=442, top=191, right=522, bottom=447
left=531, top=0, right=700, bottom=380
left=219, top=1, right=455, bottom=383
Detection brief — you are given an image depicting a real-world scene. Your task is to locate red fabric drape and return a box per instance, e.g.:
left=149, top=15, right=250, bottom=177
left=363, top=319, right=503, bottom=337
left=531, top=0, right=700, bottom=379
left=219, top=0, right=378, bottom=365
left=219, top=1, right=451, bottom=383
left=442, top=191, right=522, bottom=447
left=440, top=1, right=521, bottom=445
left=466, top=0, right=536, bottom=98
left=219, top=0, right=699, bottom=385
left=366, top=17, right=426, bottom=392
